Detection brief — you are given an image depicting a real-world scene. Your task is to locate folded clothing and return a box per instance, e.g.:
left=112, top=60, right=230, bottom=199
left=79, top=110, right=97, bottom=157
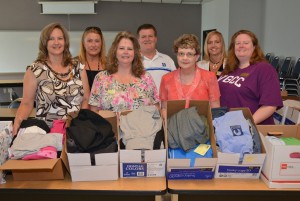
left=213, top=110, right=253, bottom=161
left=67, top=109, right=116, bottom=152
left=67, top=109, right=118, bottom=165
left=22, top=146, right=57, bottom=160
left=167, top=106, right=208, bottom=152
left=120, top=105, right=162, bottom=150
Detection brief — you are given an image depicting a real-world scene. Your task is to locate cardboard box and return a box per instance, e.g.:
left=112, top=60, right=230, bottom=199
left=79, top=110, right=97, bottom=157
left=0, top=117, right=66, bottom=180
left=273, top=107, right=284, bottom=125
left=65, top=111, right=119, bottom=181
left=0, top=150, right=66, bottom=181
left=274, top=100, right=300, bottom=125
left=119, top=109, right=166, bottom=178
left=166, top=100, right=217, bottom=180
left=257, top=125, right=300, bottom=188
left=120, top=149, right=166, bottom=178
left=214, top=108, right=266, bottom=179
left=284, top=107, right=300, bottom=125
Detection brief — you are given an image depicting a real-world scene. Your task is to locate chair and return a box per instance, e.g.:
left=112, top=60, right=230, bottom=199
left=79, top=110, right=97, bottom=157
left=270, top=56, right=280, bottom=71
left=8, top=98, right=22, bottom=108
left=283, top=58, right=300, bottom=97
left=265, top=53, right=274, bottom=63
left=278, top=57, right=293, bottom=78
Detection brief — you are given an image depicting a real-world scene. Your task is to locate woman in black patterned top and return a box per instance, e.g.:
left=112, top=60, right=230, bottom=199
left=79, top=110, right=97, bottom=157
left=78, top=26, right=106, bottom=90
left=12, top=22, right=90, bottom=135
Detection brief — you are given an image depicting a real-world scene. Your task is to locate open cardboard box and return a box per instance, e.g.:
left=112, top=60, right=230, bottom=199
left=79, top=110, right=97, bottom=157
left=0, top=149, right=67, bottom=181
left=119, top=108, right=166, bottom=178
left=257, top=124, right=300, bottom=188
left=0, top=111, right=120, bottom=182
left=166, top=100, right=218, bottom=180
left=0, top=119, right=66, bottom=181
left=214, top=108, right=266, bottom=179
left=274, top=99, right=300, bottom=125
left=65, top=110, right=119, bottom=182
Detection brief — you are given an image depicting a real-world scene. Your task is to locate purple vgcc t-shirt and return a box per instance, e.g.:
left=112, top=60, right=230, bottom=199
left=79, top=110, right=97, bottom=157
left=218, top=62, right=283, bottom=125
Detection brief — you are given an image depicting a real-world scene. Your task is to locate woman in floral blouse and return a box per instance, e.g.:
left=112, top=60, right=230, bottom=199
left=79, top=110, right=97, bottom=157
left=88, top=31, right=160, bottom=112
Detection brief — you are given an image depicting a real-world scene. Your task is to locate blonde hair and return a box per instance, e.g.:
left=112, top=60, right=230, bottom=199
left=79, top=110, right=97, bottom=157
left=203, top=31, right=226, bottom=61
left=78, top=26, right=106, bottom=68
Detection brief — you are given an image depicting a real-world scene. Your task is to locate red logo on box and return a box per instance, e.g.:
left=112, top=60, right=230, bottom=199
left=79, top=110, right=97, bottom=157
left=281, top=163, right=287, bottom=169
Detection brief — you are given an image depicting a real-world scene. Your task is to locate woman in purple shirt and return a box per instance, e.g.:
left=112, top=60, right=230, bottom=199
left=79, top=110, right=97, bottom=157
left=218, top=30, right=283, bottom=125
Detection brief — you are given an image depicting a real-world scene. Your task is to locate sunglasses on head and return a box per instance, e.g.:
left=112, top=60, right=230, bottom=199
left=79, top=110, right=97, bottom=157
left=85, top=26, right=102, bottom=33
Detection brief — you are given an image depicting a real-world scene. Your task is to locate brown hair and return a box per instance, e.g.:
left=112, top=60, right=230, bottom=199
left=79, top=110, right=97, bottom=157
left=137, top=24, right=157, bottom=37
left=223, top=30, right=267, bottom=75
left=36, top=22, right=72, bottom=66
left=78, top=26, right=106, bottom=68
left=107, top=31, right=144, bottom=78
left=203, top=31, right=227, bottom=61
left=173, top=34, right=201, bottom=55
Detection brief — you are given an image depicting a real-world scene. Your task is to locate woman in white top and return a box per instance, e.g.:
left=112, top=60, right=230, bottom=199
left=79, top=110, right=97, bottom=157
left=197, top=31, right=227, bottom=77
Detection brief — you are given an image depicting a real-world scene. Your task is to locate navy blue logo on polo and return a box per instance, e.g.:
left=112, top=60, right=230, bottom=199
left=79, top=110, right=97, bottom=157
left=162, top=63, right=166, bottom=67
left=230, top=125, right=244, bottom=136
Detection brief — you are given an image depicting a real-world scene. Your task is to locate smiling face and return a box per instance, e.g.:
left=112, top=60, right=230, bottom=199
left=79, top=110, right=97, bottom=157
left=83, top=32, right=102, bottom=57
left=138, top=28, right=157, bottom=54
left=177, top=48, right=200, bottom=70
left=234, top=33, right=255, bottom=62
left=47, top=28, right=65, bottom=57
left=207, top=34, right=222, bottom=56
left=116, top=38, right=134, bottom=65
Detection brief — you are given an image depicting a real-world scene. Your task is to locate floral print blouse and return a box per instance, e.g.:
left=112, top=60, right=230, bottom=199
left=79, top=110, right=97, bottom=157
left=89, top=70, right=160, bottom=112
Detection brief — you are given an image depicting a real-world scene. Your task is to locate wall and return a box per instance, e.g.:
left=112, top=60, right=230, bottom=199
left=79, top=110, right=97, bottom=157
left=202, top=0, right=300, bottom=61
left=201, top=0, right=230, bottom=49
left=228, top=0, right=265, bottom=43
left=263, top=0, right=300, bottom=59
left=0, top=1, right=202, bottom=73
left=0, top=31, right=118, bottom=73
left=201, top=0, right=264, bottom=51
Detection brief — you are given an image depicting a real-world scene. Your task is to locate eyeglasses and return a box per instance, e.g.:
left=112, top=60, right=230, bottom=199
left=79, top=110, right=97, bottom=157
left=177, top=52, right=196, bottom=58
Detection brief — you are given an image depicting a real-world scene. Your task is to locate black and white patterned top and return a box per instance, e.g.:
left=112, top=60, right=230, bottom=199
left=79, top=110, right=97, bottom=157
left=26, top=61, right=84, bottom=127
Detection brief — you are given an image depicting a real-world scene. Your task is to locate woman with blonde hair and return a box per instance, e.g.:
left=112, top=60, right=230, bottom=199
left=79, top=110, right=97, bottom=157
left=197, top=30, right=226, bottom=77
left=78, top=26, right=106, bottom=90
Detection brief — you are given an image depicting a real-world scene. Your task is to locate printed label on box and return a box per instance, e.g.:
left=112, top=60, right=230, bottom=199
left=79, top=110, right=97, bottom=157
left=168, top=168, right=214, bottom=180
left=122, top=163, right=147, bottom=177
left=147, top=162, right=165, bottom=177
left=280, top=162, right=300, bottom=176
left=216, top=165, right=261, bottom=178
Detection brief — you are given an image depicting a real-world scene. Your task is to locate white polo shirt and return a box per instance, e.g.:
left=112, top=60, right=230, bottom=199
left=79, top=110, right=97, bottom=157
left=142, top=50, right=176, bottom=90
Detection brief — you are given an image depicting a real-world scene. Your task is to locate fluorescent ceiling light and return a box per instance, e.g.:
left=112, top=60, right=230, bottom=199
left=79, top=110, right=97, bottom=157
left=39, top=1, right=97, bottom=14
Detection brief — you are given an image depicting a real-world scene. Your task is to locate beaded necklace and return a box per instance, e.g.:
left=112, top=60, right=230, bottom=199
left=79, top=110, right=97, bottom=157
left=209, top=58, right=222, bottom=70
left=46, top=62, right=73, bottom=80
left=86, top=59, right=100, bottom=71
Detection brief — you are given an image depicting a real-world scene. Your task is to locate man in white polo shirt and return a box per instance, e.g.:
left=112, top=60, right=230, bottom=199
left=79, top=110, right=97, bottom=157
left=137, top=24, right=176, bottom=90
